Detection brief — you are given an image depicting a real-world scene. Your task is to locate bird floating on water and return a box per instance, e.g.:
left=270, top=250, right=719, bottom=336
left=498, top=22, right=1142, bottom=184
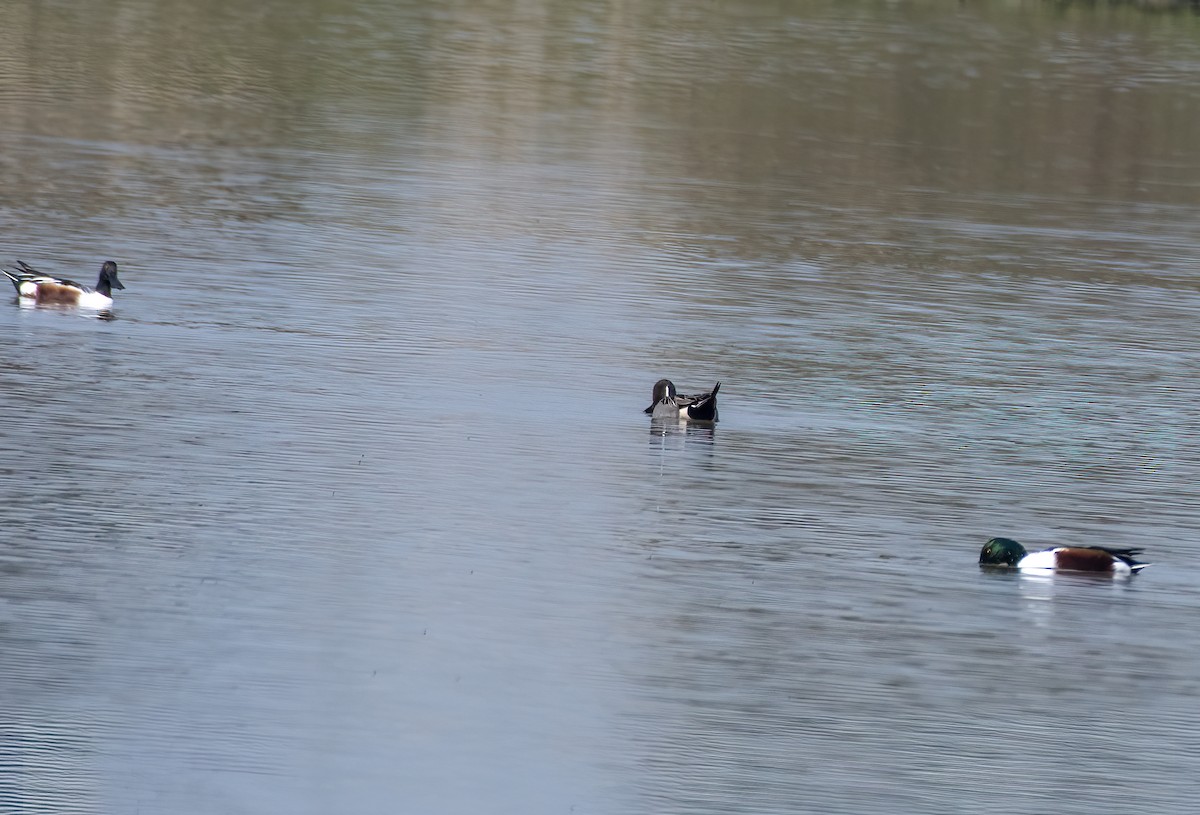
left=3, top=260, right=125, bottom=308
left=644, top=379, right=720, bottom=422
left=979, top=537, right=1149, bottom=576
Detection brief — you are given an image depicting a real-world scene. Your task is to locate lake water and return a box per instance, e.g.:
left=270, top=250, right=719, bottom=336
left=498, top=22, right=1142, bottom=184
left=2, top=1, right=1200, bottom=813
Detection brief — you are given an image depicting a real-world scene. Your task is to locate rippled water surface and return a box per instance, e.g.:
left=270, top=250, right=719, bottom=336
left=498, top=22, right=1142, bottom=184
left=2, top=2, right=1200, bottom=813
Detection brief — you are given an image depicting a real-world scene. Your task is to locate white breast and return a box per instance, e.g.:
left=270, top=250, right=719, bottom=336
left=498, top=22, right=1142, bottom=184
left=651, top=402, right=684, bottom=420
left=76, top=290, right=114, bottom=309
left=1017, top=550, right=1058, bottom=570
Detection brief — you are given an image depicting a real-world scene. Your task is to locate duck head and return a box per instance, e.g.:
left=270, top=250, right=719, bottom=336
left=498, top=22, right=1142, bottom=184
left=650, top=379, right=677, bottom=405
left=98, top=261, right=124, bottom=294
left=979, top=537, right=1028, bottom=567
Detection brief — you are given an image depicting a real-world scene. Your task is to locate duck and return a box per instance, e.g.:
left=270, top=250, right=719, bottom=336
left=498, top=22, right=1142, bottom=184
left=644, top=379, right=720, bottom=422
left=3, top=260, right=125, bottom=308
left=979, top=537, right=1149, bottom=575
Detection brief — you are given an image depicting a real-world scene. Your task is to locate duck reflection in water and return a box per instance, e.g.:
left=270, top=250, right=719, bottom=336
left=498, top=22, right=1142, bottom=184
left=649, top=416, right=716, bottom=449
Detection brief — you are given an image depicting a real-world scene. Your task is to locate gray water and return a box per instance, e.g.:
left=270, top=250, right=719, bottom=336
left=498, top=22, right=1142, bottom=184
left=2, top=2, right=1200, bottom=813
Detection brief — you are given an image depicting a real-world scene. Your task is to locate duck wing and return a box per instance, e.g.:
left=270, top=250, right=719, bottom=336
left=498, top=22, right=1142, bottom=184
left=3, top=265, right=53, bottom=290
left=14, top=260, right=51, bottom=279
left=1080, top=545, right=1144, bottom=558
left=11, top=261, right=73, bottom=286
left=12, top=261, right=90, bottom=290
left=1079, top=545, right=1148, bottom=570
left=677, top=382, right=720, bottom=405
left=682, top=382, right=720, bottom=421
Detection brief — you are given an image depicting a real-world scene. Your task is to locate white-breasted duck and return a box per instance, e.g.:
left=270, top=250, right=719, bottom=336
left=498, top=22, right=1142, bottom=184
left=979, top=537, right=1149, bottom=576
left=3, top=260, right=125, bottom=308
left=644, top=379, right=720, bottom=422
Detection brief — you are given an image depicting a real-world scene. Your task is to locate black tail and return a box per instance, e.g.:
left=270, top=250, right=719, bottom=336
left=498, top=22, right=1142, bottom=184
left=688, top=382, right=720, bottom=421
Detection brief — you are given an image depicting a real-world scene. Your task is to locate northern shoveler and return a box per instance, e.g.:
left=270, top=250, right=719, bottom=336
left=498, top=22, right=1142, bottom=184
left=644, top=379, right=720, bottom=422
left=3, top=260, right=125, bottom=308
left=979, top=537, right=1149, bottom=575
